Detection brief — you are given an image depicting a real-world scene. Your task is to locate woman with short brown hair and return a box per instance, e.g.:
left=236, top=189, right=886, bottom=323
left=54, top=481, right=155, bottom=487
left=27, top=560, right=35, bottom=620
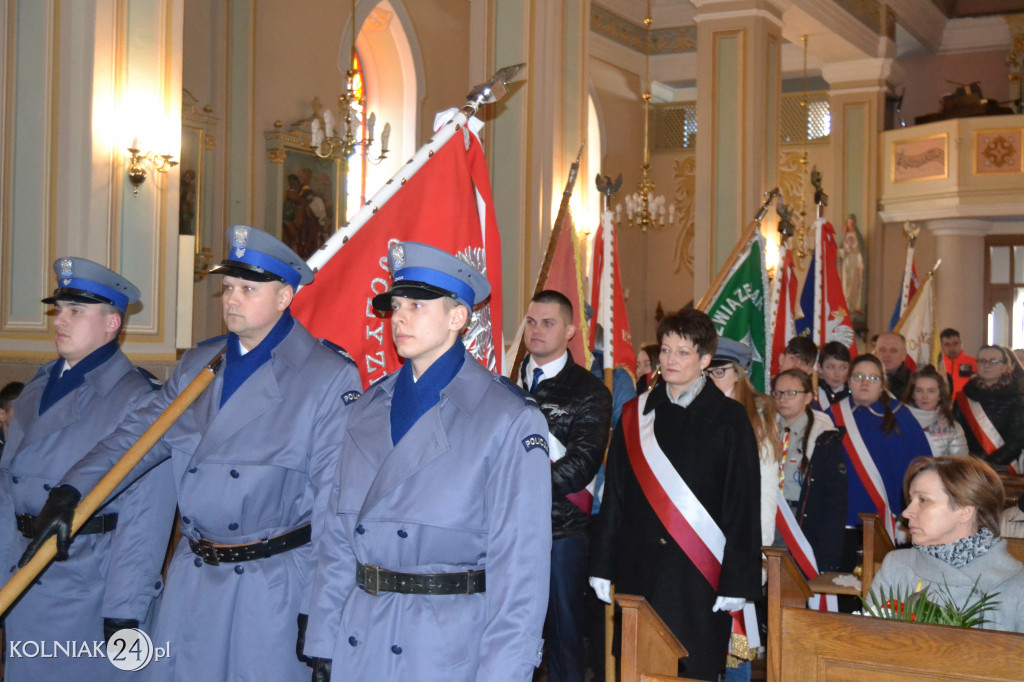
left=867, top=456, right=1024, bottom=633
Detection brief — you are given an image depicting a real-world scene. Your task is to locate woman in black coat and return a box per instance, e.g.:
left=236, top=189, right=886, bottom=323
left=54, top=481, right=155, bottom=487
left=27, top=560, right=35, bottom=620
left=954, top=345, right=1024, bottom=467
left=590, top=310, right=761, bottom=681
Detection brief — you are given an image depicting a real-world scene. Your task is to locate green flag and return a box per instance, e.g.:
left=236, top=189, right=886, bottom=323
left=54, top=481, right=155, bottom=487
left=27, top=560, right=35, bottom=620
left=705, top=232, right=770, bottom=392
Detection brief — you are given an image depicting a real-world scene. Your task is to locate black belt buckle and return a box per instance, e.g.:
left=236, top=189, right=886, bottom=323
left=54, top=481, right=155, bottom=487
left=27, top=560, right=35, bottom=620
left=363, top=563, right=381, bottom=596
left=195, top=539, right=220, bottom=566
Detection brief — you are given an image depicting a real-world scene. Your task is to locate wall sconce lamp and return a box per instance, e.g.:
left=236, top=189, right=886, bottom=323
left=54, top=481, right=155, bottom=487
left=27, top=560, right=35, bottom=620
left=127, top=137, right=178, bottom=196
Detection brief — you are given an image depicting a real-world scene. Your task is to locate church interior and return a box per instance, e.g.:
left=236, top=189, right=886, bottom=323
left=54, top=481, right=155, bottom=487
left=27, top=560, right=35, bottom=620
left=0, top=0, right=1022, bottom=381
left=2, top=2, right=1024, bottom=679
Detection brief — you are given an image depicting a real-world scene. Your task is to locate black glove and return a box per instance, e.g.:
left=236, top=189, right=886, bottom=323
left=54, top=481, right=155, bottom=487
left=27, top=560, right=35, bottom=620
left=19, top=485, right=81, bottom=566
left=296, top=613, right=311, bottom=664
left=311, top=658, right=331, bottom=682
left=104, top=617, right=139, bottom=642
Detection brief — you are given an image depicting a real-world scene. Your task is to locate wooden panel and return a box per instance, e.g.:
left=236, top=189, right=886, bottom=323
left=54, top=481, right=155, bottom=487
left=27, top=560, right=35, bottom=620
left=615, top=594, right=687, bottom=682
left=780, top=607, right=1024, bottom=681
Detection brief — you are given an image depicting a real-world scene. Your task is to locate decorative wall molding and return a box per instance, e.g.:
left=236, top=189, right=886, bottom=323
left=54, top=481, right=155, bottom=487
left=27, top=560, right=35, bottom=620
left=591, top=4, right=696, bottom=54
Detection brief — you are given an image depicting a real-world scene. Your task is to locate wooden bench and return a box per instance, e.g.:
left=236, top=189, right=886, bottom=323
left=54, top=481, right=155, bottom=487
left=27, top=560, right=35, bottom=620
left=765, top=546, right=1024, bottom=681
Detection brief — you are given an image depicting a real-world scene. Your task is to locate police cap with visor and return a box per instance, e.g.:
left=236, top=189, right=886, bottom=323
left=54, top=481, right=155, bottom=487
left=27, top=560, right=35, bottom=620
left=42, top=257, right=140, bottom=313
left=371, top=241, right=490, bottom=312
left=209, top=225, right=313, bottom=288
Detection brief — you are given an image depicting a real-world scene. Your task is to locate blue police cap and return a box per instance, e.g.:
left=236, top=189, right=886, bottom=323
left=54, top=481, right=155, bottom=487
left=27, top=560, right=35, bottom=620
left=371, top=241, right=490, bottom=312
left=42, top=257, right=140, bottom=312
left=209, top=225, right=312, bottom=288
left=709, top=337, right=754, bottom=373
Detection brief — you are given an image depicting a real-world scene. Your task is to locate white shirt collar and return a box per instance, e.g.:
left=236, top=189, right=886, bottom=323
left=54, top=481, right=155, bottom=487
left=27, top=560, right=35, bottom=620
left=523, top=350, right=569, bottom=389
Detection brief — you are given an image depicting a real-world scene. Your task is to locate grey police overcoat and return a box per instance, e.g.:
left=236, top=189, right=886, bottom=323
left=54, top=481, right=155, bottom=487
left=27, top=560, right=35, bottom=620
left=305, top=351, right=552, bottom=681
left=60, top=322, right=361, bottom=681
left=1, top=349, right=176, bottom=681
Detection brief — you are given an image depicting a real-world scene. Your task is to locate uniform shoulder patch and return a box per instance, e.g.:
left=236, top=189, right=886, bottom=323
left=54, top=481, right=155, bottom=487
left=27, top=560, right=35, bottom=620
left=134, top=366, right=162, bottom=390
left=198, top=334, right=228, bottom=346
left=318, top=338, right=356, bottom=365
left=491, top=373, right=537, bottom=406
left=341, top=390, right=361, bottom=405
left=522, top=433, right=549, bottom=454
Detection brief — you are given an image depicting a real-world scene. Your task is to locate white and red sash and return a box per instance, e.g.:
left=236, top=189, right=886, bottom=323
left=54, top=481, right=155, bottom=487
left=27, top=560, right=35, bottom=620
left=548, top=433, right=597, bottom=513
left=955, top=392, right=1022, bottom=474
left=774, top=491, right=838, bottom=611
left=956, top=392, right=1004, bottom=455
left=622, top=393, right=759, bottom=646
left=831, top=400, right=900, bottom=543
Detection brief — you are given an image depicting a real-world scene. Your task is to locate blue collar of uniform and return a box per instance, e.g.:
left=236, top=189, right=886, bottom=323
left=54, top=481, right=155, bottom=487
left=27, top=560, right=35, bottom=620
left=393, top=266, right=475, bottom=307
left=220, top=310, right=294, bottom=406
left=59, top=278, right=128, bottom=310
left=390, top=339, right=466, bottom=445
left=38, top=339, right=120, bottom=415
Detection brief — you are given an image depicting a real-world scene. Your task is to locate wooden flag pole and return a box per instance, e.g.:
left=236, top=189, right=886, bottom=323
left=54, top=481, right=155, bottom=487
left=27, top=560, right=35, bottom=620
left=696, top=188, right=779, bottom=311
left=893, top=259, right=942, bottom=334
left=0, top=348, right=226, bottom=615
left=509, top=143, right=585, bottom=380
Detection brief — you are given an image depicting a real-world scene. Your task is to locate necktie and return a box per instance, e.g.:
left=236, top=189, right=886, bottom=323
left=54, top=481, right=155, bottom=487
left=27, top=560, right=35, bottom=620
left=530, top=367, right=544, bottom=394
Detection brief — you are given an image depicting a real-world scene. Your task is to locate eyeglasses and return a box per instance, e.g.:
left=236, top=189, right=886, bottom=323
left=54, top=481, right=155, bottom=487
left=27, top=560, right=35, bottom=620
left=978, top=358, right=1005, bottom=366
left=851, top=374, right=882, bottom=383
left=772, top=390, right=809, bottom=400
left=707, top=366, right=734, bottom=379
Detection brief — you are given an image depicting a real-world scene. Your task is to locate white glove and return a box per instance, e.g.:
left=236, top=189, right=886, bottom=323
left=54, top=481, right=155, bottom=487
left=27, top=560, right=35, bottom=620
left=589, top=577, right=612, bottom=604
left=712, top=596, right=746, bottom=613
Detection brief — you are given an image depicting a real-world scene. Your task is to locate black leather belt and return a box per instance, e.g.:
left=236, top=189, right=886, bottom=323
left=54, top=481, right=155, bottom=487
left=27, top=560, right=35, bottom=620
left=17, top=512, right=118, bottom=539
left=356, top=561, right=486, bottom=596
left=188, top=524, right=311, bottom=566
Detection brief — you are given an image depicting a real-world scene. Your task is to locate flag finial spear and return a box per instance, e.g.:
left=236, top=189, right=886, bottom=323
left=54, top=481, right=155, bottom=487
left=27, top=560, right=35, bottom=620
left=463, top=63, right=526, bottom=116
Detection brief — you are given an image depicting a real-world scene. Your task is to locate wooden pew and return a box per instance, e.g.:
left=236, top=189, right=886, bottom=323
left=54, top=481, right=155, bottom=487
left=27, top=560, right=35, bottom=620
left=614, top=594, right=689, bottom=682
left=764, top=546, right=1024, bottom=682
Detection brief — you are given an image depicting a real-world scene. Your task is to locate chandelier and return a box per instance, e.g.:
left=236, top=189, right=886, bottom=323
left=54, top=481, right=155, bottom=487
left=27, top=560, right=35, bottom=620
left=309, top=0, right=390, bottom=223
left=619, top=0, right=674, bottom=233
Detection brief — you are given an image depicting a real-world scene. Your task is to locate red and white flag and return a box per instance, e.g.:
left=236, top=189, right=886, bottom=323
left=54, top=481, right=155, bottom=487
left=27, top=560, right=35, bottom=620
left=291, top=119, right=503, bottom=387
left=589, top=212, right=635, bottom=379
left=805, top=218, right=858, bottom=354
left=768, top=243, right=797, bottom=377
left=537, top=210, right=590, bottom=368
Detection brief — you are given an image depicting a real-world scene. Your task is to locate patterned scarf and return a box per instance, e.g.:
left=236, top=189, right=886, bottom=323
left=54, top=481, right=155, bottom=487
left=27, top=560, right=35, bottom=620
left=917, top=527, right=996, bottom=568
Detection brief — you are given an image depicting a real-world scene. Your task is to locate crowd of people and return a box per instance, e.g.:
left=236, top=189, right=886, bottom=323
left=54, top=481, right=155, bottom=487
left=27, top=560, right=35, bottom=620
left=622, top=323, right=1024, bottom=678
left=2, top=220, right=1024, bottom=681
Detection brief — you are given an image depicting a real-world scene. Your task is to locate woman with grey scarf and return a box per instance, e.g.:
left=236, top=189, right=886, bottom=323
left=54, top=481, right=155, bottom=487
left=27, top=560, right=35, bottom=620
left=867, top=456, right=1024, bottom=633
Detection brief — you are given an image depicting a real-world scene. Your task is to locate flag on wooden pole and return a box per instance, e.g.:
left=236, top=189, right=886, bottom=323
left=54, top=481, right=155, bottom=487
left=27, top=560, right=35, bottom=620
left=893, top=262, right=941, bottom=370
left=590, top=212, right=635, bottom=379
left=291, top=114, right=503, bottom=387
left=704, top=231, right=771, bottom=392
left=795, top=218, right=858, bottom=355
left=768, top=242, right=797, bottom=377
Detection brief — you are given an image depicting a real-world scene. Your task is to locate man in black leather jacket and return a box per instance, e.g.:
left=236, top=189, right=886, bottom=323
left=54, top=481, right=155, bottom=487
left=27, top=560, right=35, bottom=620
left=520, top=290, right=612, bottom=682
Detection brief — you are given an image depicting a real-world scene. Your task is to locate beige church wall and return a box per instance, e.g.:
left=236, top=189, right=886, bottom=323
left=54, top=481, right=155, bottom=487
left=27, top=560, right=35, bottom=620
left=589, top=54, right=649, bottom=349
left=0, top=0, right=184, bottom=385
left=895, top=49, right=1011, bottom=126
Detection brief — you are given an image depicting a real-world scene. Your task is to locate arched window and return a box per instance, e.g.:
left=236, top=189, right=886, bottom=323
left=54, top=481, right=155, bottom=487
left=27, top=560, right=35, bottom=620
left=347, top=50, right=367, bottom=222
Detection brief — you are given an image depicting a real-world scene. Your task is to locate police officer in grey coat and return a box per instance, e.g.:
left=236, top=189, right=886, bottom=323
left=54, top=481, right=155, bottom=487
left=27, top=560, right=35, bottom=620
left=21, top=227, right=363, bottom=681
left=304, top=242, right=552, bottom=682
left=1, top=258, right=177, bottom=680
